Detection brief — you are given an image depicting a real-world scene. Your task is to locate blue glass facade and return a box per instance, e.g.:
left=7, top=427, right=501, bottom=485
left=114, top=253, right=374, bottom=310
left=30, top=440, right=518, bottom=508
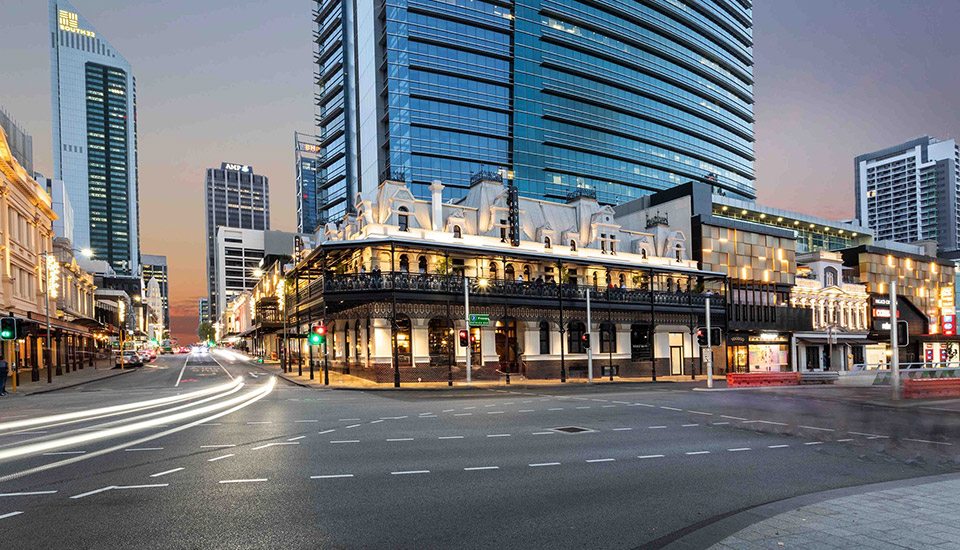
left=315, top=0, right=754, bottom=216
left=295, top=131, right=320, bottom=233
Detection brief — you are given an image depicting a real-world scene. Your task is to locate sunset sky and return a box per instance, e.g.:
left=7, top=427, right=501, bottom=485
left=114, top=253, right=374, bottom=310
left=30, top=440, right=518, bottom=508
left=1, top=0, right=959, bottom=343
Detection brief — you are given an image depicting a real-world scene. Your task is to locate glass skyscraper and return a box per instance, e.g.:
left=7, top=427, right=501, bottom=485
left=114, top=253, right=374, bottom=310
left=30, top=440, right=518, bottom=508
left=50, top=0, right=140, bottom=274
left=295, top=131, right=320, bottom=233
left=314, top=0, right=754, bottom=218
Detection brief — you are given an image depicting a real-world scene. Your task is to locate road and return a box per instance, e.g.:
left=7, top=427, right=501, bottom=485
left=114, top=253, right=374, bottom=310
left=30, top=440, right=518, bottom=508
left=0, top=350, right=958, bottom=549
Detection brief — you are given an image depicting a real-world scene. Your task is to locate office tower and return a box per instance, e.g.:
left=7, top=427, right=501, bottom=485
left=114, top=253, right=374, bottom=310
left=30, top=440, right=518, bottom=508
left=295, top=132, right=320, bottom=233
left=204, top=162, right=269, bottom=319
left=855, top=137, right=960, bottom=255
left=50, top=0, right=140, bottom=274
left=0, top=107, right=34, bottom=176
left=141, top=254, right=169, bottom=328
left=313, top=0, right=754, bottom=222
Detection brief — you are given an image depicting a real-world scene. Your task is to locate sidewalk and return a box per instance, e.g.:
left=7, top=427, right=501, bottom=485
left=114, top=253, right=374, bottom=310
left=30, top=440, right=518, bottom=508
left=248, top=360, right=706, bottom=390
left=1, top=358, right=134, bottom=396
left=699, top=473, right=960, bottom=550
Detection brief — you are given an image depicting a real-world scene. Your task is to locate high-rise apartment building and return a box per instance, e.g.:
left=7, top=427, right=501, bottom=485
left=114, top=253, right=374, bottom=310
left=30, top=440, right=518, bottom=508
left=50, top=0, right=140, bottom=274
left=295, top=132, right=319, bottom=233
left=855, top=137, right=960, bottom=255
left=141, top=254, right=169, bottom=328
left=313, top=0, right=754, bottom=223
left=204, top=162, right=269, bottom=320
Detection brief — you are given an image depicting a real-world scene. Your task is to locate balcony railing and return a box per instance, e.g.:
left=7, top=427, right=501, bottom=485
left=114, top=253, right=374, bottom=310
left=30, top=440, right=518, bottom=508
left=295, top=273, right=725, bottom=309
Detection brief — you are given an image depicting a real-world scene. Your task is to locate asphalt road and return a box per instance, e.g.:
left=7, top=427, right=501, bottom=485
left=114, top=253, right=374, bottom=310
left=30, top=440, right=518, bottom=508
left=0, top=351, right=958, bottom=549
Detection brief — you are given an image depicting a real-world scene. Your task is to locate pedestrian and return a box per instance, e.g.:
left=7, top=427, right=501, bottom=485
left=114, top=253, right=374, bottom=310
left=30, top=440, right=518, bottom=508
left=0, top=356, right=8, bottom=396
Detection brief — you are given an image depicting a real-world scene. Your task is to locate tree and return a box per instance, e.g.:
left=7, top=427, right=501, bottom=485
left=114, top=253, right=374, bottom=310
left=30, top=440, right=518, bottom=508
left=197, top=321, right=215, bottom=342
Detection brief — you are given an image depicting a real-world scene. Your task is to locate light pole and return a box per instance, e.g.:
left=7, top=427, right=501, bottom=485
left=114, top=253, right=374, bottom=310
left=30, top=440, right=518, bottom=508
left=41, top=247, right=93, bottom=382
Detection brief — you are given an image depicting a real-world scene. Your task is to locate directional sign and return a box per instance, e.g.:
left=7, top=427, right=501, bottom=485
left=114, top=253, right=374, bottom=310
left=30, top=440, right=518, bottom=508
left=468, top=314, right=489, bottom=327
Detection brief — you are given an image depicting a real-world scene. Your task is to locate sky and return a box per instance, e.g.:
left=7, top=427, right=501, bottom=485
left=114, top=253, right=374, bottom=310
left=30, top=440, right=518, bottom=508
left=1, top=0, right=959, bottom=343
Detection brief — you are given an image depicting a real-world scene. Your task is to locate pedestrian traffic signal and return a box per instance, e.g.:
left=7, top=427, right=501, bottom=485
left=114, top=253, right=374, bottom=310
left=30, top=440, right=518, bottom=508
left=0, top=316, right=15, bottom=340
left=309, top=324, right=326, bottom=345
left=581, top=333, right=591, bottom=349
left=459, top=330, right=468, bottom=347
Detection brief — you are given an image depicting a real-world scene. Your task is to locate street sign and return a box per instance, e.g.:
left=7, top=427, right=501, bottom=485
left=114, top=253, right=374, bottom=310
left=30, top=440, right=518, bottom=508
left=468, top=314, right=489, bottom=327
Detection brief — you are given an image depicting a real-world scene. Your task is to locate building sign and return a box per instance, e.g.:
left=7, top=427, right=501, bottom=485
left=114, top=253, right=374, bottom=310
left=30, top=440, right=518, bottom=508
left=221, top=163, right=253, bottom=173
left=58, top=9, right=96, bottom=37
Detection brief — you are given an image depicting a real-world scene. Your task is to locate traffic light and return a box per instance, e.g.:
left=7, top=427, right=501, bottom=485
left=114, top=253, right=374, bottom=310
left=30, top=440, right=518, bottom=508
left=459, top=329, right=468, bottom=347
left=309, top=324, right=326, bottom=345
left=0, top=316, right=15, bottom=340
left=581, top=333, right=591, bottom=349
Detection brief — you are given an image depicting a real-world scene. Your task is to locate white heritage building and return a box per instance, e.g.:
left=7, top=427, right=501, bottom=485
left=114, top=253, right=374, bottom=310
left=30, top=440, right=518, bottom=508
left=261, top=173, right=726, bottom=383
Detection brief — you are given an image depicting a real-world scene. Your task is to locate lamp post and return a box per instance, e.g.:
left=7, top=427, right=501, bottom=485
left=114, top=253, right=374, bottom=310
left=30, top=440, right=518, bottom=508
left=41, top=247, right=93, bottom=382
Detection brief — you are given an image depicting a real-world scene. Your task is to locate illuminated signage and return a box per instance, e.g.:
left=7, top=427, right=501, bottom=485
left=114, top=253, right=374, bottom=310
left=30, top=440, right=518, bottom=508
left=221, top=163, right=252, bottom=173
left=58, top=10, right=95, bottom=37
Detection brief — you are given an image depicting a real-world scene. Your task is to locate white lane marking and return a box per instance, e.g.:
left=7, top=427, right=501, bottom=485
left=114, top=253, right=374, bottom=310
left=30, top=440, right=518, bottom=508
left=345, top=424, right=361, bottom=429
left=150, top=467, right=185, bottom=478
left=612, top=428, right=633, bottom=431
left=288, top=436, right=306, bottom=441
left=768, top=444, right=789, bottom=449
left=799, top=425, right=834, bottom=432
left=174, top=354, right=190, bottom=387
left=586, top=458, right=615, bottom=463
left=71, top=486, right=115, bottom=499
left=43, top=451, right=86, bottom=456
left=124, top=447, right=163, bottom=452
left=311, top=474, right=354, bottom=479
left=391, top=470, right=429, bottom=475
left=369, top=420, right=384, bottom=424
left=487, top=434, right=511, bottom=438
left=487, top=411, right=505, bottom=415
left=660, top=406, right=682, bottom=411
left=904, top=438, right=952, bottom=446
left=438, top=436, right=464, bottom=440
left=200, top=445, right=235, bottom=448
left=454, top=413, right=472, bottom=416
left=0, top=511, right=24, bottom=520
left=687, top=410, right=713, bottom=416
left=531, top=431, right=555, bottom=435
left=713, top=422, right=730, bottom=425
left=318, top=429, right=336, bottom=435
left=464, top=466, right=499, bottom=471
left=387, top=438, right=414, bottom=442
left=548, top=408, right=564, bottom=411
left=649, top=426, right=667, bottom=429
left=804, top=442, right=824, bottom=446
left=638, top=454, right=665, bottom=459
left=728, top=448, right=751, bottom=452
left=685, top=451, right=710, bottom=455
left=219, top=479, right=268, bottom=484
left=338, top=418, right=361, bottom=422
left=837, top=439, right=854, bottom=442
left=518, top=409, right=535, bottom=413
left=295, top=420, right=319, bottom=423
left=682, top=424, right=699, bottom=427
left=247, top=421, right=272, bottom=425
left=208, top=454, right=234, bottom=462
left=0, top=491, right=57, bottom=497
left=721, top=415, right=748, bottom=421
left=529, top=462, right=560, bottom=467
left=330, top=440, right=360, bottom=444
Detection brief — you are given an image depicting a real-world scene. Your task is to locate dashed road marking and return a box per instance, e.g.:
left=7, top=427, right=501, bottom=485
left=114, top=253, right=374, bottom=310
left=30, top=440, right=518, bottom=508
left=150, top=468, right=185, bottom=478
left=208, top=454, right=234, bottom=462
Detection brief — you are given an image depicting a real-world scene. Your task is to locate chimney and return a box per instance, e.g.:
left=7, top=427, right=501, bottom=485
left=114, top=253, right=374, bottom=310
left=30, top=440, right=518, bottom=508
left=430, top=179, right=444, bottom=231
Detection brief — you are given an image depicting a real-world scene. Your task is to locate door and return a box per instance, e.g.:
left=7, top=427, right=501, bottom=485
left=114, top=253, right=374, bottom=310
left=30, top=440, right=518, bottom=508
left=670, top=346, right=684, bottom=375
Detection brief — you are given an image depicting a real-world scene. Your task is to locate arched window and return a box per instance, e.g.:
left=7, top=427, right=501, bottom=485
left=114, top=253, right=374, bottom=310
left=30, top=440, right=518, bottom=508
left=568, top=321, right=586, bottom=354
left=544, top=236, right=551, bottom=249
left=570, top=240, right=577, bottom=251
left=489, top=262, right=498, bottom=280
left=399, top=254, right=409, bottom=273
left=599, top=321, right=616, bottom=353
left=398, top=206, right=409, bottom=232
left=418, top=256, right=427, bottom=274
left=539, top=321, right=551, bottom=355
left=505, top=264, right=516, bottom=280
left=453, top=225, right=462, bottom=238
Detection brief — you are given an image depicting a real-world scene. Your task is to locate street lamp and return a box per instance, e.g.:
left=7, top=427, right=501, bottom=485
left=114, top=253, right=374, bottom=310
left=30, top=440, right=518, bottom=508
left=41, top=246, right=93, bottom=383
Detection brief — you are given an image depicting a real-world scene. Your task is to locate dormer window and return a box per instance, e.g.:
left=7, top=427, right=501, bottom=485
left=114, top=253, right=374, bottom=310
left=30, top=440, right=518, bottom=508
left=453, top=225, right=462, bottom=239
left=398, top=206, right=409, bottom=232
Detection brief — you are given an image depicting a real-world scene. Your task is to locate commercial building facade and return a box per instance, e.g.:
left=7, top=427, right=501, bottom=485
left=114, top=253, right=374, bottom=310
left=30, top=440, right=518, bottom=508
left=204, top=162, right=270, bottom=321
left=50, top=0, right=140, bottom=275
left=314, top=0, right=755, bottom=222
left=295, top=132, right=319, bottom=234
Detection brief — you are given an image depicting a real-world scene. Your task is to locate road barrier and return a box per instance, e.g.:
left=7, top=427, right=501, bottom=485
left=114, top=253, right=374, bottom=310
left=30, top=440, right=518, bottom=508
left=726, top=372, right=801, bottom=388
left=903, top=378, right=960, bottom=399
